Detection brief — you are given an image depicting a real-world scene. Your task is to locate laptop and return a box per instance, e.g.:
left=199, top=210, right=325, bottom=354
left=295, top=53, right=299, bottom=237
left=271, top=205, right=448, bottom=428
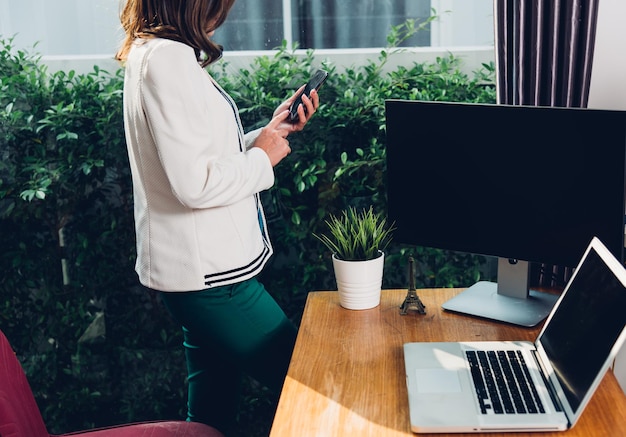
left=403, top=237, right=626, bottom=433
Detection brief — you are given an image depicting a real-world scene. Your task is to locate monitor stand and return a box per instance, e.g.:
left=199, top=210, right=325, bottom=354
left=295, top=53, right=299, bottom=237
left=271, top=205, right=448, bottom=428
left=441, top=258, right=560, bottom=327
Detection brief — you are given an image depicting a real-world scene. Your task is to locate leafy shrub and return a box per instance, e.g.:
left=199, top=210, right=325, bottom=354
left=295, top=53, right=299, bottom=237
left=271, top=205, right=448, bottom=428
left=0, top=37, right=186, bottom=432
left=0, top=23, right=496, bottom=436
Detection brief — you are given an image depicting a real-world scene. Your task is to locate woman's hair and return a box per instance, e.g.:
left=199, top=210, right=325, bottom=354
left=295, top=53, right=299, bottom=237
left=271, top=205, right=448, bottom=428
left=116, top=0, right=236, bottom=67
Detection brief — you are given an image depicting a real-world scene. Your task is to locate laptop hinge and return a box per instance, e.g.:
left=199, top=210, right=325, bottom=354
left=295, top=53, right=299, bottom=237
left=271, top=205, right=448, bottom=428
left=532, top=350, right=564, bottom=412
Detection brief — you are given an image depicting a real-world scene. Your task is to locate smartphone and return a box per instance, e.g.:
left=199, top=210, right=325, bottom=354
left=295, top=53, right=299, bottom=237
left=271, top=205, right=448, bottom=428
left=288, top=69, right=328, bottom=123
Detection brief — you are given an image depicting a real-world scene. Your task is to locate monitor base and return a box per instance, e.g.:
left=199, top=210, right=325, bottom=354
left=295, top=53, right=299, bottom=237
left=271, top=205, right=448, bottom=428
left=441, top=281, right=559, bottom=327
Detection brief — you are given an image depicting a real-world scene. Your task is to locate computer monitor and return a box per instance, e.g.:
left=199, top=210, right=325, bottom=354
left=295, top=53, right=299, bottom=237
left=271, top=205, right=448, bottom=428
left=385, top=99, right=626, bottom=327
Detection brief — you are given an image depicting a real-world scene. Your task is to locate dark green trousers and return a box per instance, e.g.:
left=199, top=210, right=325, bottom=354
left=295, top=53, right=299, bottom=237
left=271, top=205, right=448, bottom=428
left=159, top=278, right=297, bottom=436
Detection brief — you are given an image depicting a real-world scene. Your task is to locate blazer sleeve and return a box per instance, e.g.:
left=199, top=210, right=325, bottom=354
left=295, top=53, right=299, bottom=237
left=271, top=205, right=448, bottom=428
left=140, top=41, right=274, bottom=209
left=245, top=128, right=262, bottom=150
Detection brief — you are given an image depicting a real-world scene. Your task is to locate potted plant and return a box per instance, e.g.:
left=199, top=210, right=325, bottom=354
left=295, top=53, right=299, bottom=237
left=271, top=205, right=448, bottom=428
left=314, top=206, right=395, bottom=309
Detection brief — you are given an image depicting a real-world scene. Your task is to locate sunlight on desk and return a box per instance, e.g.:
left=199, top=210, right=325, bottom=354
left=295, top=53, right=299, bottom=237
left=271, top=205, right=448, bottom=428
left=273, top=377, right=404, bottom=437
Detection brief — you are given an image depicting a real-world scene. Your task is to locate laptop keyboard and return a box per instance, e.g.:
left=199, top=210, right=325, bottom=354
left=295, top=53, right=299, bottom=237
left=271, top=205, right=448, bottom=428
left=466, top=350, right=546, bottom=415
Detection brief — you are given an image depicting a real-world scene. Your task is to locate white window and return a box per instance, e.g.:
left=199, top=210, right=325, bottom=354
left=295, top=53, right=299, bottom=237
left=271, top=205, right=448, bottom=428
left=217, top=0, right=494, bottom=50
left=0, top=0, right=493, bottom=55
left=0, top=0, right=493, bottom=74
left=0, top=0, right=122, bottom=57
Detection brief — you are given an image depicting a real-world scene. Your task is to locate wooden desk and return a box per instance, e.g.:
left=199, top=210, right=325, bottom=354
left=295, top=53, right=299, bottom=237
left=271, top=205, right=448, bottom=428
left=270, top=289, right=626, bottom=437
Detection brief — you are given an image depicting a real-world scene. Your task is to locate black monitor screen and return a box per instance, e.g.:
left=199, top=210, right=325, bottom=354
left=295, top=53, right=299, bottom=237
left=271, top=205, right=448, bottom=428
left=385, top=100, right=626, bottom=271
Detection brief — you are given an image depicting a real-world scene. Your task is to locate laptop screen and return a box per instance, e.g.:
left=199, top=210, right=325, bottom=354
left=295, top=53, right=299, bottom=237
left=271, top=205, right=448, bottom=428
left=538, top=246, right=626, bottom=414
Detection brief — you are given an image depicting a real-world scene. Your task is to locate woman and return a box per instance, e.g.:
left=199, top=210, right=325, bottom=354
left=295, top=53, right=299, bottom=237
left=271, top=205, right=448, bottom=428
left=115, top=1, right=319, bottom=435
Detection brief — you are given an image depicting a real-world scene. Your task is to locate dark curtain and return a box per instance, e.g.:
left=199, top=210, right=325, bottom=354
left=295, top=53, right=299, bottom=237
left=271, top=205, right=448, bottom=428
left=216, top=1, right=284, bottom=50
left=217, top=0, right=431, bottom=51
left=493, top=0, right=600, bottom=287
left=292, top=0, right=431, bottom=49
left=494, top=0, right=599, bottom=107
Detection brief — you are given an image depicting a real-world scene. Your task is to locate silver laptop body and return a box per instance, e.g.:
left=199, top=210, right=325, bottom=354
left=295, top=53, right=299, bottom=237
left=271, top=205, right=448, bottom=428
left=404, top=237, right=626, bottom=433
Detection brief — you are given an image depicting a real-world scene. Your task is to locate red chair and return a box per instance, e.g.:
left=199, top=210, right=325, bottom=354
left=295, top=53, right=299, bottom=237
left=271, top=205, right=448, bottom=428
left=0, top=329, right=224, bottom=437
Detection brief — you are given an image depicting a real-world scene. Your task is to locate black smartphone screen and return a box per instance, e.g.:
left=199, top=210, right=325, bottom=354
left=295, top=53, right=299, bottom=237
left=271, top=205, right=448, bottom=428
left=288, top=69, right=328, bottom=122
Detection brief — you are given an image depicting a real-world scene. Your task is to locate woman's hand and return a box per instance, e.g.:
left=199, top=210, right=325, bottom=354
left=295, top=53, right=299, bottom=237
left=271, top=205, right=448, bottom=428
left=253, top=86, right=320, bottom=167
left=253, top=110, right=292, bottom=167
left=274, top=85, right=320, bottom=133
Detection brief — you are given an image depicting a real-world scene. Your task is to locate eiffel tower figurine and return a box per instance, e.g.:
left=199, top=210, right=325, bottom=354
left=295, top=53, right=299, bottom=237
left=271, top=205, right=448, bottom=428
left=400, top=256, right=426, bottom=315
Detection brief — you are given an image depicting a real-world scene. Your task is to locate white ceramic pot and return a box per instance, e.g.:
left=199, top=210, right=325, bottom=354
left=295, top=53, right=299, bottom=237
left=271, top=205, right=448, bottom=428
left=332, top=251, right=384, bottom=310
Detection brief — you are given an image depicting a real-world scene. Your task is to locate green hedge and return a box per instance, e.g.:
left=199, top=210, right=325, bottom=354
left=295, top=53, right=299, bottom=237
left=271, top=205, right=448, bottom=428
left=0, top=30, right=496, bottom=436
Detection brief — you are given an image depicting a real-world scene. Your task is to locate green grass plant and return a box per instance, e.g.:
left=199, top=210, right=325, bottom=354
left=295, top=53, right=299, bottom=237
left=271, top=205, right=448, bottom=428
left=314, top=206, right=395, bottom=261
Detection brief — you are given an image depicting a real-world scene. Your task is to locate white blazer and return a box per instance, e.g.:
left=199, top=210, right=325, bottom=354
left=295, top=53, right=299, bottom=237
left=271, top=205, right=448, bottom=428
left=123, top=38, right=274, bottom=292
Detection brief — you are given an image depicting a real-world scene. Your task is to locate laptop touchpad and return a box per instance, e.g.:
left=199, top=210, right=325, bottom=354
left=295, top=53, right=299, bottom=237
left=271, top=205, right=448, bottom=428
left=415, top=369, right=462, bottom=394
